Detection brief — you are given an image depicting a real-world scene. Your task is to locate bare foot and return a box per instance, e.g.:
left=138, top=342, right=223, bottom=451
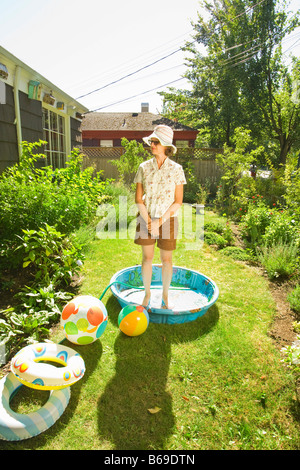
left=142, top=293, right=151, bottom=308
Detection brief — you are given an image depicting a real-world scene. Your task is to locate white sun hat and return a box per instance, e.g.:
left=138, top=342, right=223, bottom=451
left=143, top=125, right=177, bottom=154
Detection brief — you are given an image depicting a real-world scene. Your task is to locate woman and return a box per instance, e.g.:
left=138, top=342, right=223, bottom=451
left=134, top=124, right=186, bottom=310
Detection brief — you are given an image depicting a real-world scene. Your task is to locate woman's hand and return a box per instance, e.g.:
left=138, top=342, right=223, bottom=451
left=147, top=219, right=160, bottom=238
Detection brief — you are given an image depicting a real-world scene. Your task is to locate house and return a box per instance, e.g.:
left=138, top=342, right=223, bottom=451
left=81, top=105, right=223, bottom=185
left=0, top=46, right=89, bottom=172
left=81, top=103, right=199, bottom=149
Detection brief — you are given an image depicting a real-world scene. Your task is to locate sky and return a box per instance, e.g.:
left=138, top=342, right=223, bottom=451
left=1, top=0, right=299, bottom=114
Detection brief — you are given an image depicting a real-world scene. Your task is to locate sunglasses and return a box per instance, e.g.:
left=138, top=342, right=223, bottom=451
left=149, top=139, right=160, bottom=145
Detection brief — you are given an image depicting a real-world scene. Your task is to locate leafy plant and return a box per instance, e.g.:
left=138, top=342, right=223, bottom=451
left=14, top=284, right=72, bottom=316
left=95, top=181, right=137, bottom=232
left=204, top=221, right=225, bottom=234
left=293, top=321, right=300, bottom=334
left=54, top=148, right=110, bottom=205
left=282, top=151, right=300, bottom=221
left=262, top=211, right=299, bottom=246
left=1, top=309, right=50, bottom=339
left=161, top=0, right=300, bottom=166
left=281, top=337, right=300, bottom=400
left=3, top=140, right=48, bottom=184
left=15, top=224, right=83, bottom=287
left=0, top=142, right=110, bottom=268
left=0, top=308, right=54, bottom=356
left=0, top=284, right=73, bottom=358
left=110, top=138, right=149, bottom=187
left=181, top=161, right=199, bottom=203
left=215, top=127, right=265, bottom=216
left=196, top=183, right=209, bottom=204
left=287, top=285, right=300, bottom=314
left=256, top=241, right=298, bottom=280
left=204, top=231, right=228, bottom=249
left=240, top=202, right=273, bottom=246
left=204, top=220, right=234, bottom=245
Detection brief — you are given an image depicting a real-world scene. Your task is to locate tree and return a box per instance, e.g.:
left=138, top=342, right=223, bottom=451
left=109, top=138, right=149, bottom=186
left=161, top=0, right=300, bottom=165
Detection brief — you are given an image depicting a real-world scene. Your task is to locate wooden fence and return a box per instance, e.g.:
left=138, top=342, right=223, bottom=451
left=81, top=146, right=222, bottom=184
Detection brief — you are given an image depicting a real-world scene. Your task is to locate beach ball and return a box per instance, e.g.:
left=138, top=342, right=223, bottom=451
left=61, top=295, right=108, bottom=345
left=118, top=305, right=149, bottom=337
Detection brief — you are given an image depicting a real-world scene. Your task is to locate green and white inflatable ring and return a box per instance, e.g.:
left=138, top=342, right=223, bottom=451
left=0, top=372, right=70, bottom=441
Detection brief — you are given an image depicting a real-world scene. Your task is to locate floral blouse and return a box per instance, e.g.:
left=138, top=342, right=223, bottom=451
left=134, top=157, right=186, bottom=218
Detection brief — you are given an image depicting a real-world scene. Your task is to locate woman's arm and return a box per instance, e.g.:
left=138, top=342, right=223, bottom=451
left=135, top=182, right=151, bottom=224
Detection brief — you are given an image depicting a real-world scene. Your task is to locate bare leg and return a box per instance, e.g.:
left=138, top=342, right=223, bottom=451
left=141, top=245, right=155, bottom=307
left=160, top=249, right=173, bottom=308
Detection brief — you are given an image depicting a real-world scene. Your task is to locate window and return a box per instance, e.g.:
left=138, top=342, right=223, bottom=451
left=0, top=81, right=6, bottom=104
left=42, top=107, right=66, bottom=168
left=100, top=140, right=113, bottom=147
left=176, top=140, right=189, bottom=148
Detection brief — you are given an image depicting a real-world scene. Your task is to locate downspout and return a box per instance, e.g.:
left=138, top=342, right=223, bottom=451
left=14, top=65, right=22, bottom=159
left=65, top=103, right=75, bottom=161
left=65, top=113, right=71, bottom=159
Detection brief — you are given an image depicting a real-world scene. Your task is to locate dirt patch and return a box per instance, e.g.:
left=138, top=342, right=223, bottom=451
left=268, top=280, right=298, bottom=349
left=231, top=223, right=246, bottom=249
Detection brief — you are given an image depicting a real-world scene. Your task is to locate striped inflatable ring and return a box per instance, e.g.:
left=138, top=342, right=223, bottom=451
left=11, top=342, right=85, bottom=390
left=0, top=372, right=70, bottom=441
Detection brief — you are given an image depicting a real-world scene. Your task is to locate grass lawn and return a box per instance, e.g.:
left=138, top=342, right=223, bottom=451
left=0, top=210, right=299, bottom=450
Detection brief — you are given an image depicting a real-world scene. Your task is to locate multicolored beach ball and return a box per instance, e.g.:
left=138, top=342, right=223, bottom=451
left=61, top=295, right=108, bottom=345
left=118, top=305, right=149, bottom=337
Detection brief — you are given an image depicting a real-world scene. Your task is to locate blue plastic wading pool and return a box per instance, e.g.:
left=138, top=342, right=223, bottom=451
left=109, top=265, right=219, bottom=325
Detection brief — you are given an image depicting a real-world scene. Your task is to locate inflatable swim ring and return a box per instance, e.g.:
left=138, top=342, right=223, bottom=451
left=0, top=372, right=70, bottom=441
left=11, top=342, right=85, bottom=391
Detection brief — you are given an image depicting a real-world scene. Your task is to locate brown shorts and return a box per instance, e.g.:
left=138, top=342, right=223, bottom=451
left=134, top=215, right=178, bottom=251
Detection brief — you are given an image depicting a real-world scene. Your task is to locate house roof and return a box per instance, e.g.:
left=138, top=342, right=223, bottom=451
left=82, top=112, right=197, bottom=133
left=0, top=46, right=89, bottom=114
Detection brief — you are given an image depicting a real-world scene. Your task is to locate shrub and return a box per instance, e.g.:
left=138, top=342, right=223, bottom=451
left=287, top=285, right=300, bottom=314
left=110, top=138, right=149, bottom=187
left=0, top=223, right=82, bottom=358
left=281, top=337, right=300, bottom=399
left=240, top=202, right=273, bottom=246
left=230, top=175, right=257, bottom=218
left=0, top=286, right=72, bottom=356
left=204, top=231, right=228, bottom=249
left=219, top=246, right=252, bottom=261
left=0, top=141, right=109, bottom=268
left=177, top=158, right=198, bottom=204
left=282, top=152, right=300, bottom=221
left=256, top=241, right=298, bottom=280
left=15, top=224, right=83, bottom=287
left=254, top=173, right=285, bottom=208
left=204, top=221, right=234, bottom=244
left=204, top=222, right=225, bottom=234
left=95, top=181, right=137, bottom=231
left=215, top=127, right=265, bottom=216
left=0, top=142, right=107, bottom=356
left=262, top=212, right=300, bottom=246
left=0, top=223, right=83, bottom=358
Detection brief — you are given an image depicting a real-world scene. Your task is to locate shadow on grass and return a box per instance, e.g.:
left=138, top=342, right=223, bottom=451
left=97, top=295, right=219, bottom=450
